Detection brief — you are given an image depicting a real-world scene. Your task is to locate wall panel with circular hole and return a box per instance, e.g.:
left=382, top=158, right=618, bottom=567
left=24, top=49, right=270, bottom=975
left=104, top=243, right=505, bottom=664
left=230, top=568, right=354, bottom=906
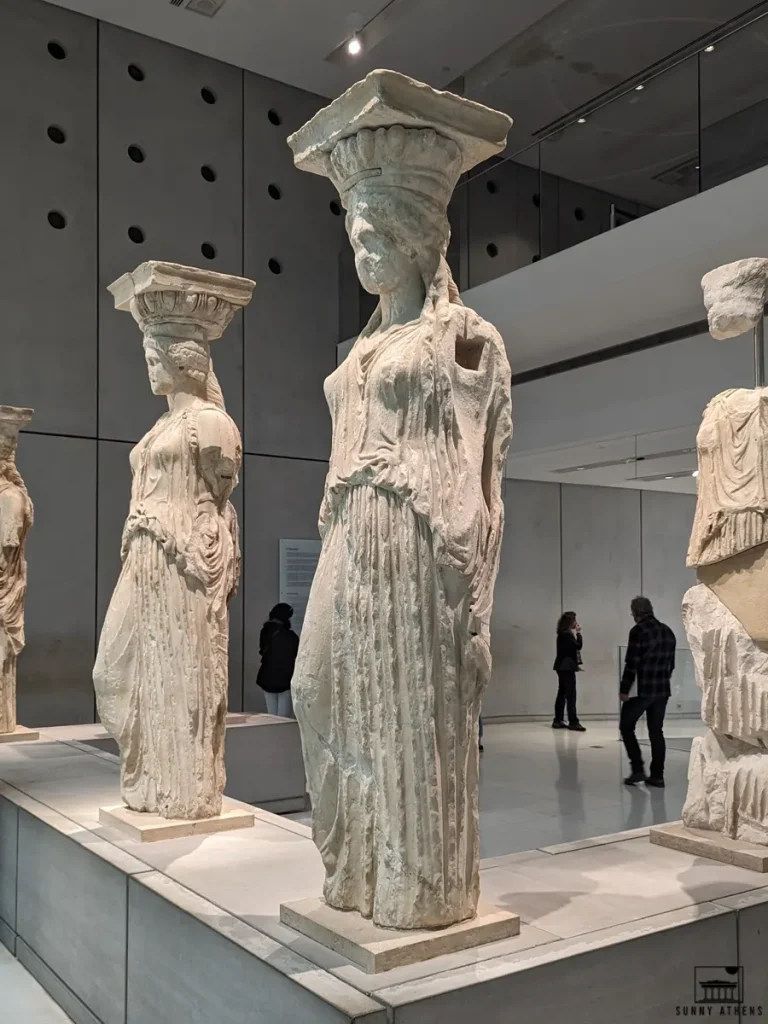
left=0, top=0, right=98, bottom=437
left=97, top=21, right=244, bottom=444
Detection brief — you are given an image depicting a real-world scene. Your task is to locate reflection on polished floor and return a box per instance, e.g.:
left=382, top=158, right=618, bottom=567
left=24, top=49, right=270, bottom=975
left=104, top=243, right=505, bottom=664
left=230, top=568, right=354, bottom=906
left=287, top=717, right=705, bottom=858
left=478, top=718, right=705, bottom=858
left=1, top=944, right=73, bottom=1023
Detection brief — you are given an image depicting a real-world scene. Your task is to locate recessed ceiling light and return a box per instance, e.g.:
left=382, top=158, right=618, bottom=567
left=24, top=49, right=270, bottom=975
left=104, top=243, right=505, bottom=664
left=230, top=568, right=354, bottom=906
left=704, top=44, right=715, bottom=53
left=635, top=84, right=645, bottom=91
left=347, top=35, right=362, bottom=56
left=577, top=117, right=587, bottom=124
left=665, top=476, right=673, bottom=480
left=692, top=469, right=699, bottom=477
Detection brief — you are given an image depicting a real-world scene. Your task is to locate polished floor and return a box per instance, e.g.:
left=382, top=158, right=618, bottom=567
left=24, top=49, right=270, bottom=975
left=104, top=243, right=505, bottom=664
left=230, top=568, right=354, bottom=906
left=4, top=716, right=703, bottom=1022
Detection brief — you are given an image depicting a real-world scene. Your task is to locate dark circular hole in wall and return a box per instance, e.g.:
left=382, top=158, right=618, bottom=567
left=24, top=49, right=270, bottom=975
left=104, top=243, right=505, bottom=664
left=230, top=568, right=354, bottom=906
left=127, top=145, right=145, bottom=163
left=267, top=109, right=282, bottom=126
left=47, top=210, right=66, bottom=229
left=128, top=225, right=145, bottom=244
left=532, top=193, right=541, bottom=208
left=127, top=64, right=145, bottom=82
left=267, top=183, right=282, bottom=200
left=329, top=200, right=342, bottom=216
left=532, top=254, right=541, bottom=262
left=486, top=180, right=498, bottom=194
left=486, top=242, right=499, bottom=258
left=574, top=206, right=585, bottom=221
left=201, top=242, right=217, bottom=260
left=200, top=165, right=217, bottom=182
left=47, top=125, right=66, bottom=144
left=268, top=258, right=282, bottom=275
left=201, top=87, right=217, bottom=105
left=47, top=41, right=66, bottom=60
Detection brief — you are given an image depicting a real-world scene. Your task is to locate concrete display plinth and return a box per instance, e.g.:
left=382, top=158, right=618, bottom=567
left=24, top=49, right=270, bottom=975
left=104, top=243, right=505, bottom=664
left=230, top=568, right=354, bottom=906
left=280, top=898, right=520, bottom=973
left=651, top=821, right=768, bottom=871
left=0, top=726, right=39, bottom=744
left=99, top=802, right=254, bottom=843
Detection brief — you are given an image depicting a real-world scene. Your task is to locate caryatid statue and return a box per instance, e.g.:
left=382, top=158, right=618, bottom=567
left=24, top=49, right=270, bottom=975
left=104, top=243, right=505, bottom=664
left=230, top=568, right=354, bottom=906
left=94, top=262, right=254, bottom=821
left=287, top=71, right=513, bottom=929
left=0, top=406, right=34, bottom=736
left=682, top=258, right=768, bottom=846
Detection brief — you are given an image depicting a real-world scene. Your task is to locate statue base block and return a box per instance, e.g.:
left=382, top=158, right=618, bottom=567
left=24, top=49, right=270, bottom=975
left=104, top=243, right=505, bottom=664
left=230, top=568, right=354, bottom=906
left=99, top=800, right=254, bottom=843
left=651, top=821, right=768, bottom=872
left=280, top=898, right=520, bottom=973
left=0, top=725, right=40, bottom=744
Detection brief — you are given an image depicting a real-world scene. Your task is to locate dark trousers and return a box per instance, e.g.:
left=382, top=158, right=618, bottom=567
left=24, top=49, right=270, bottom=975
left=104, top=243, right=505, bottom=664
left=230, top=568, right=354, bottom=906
left=620, top=694, right=669, bottom=778
left=554, top=671, right=579, bottom=725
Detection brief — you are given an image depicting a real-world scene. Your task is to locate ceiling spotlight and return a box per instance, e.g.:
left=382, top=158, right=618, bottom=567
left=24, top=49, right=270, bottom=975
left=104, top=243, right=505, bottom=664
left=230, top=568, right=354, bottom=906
left=692, top=469, right=699, bottom=477
left=635, top=84, right=645, bottom=91
left=704, top=44, right=715, bottom=53
left=347, top=35, right=362, bottom=56
left=577, top=117, right=587, bottom=124
left=665, top=476, right=673, bottom=480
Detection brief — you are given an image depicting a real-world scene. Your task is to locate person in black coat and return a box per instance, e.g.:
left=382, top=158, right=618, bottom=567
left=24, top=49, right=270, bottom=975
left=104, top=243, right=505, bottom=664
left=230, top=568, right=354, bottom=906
left=553, top=611, right=586, bottom=731
left=256, top=603, right=299, bottom=718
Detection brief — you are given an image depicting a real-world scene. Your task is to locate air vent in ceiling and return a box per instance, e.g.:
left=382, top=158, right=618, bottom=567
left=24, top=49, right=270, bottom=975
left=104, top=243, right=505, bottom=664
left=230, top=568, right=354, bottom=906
left=168, top=0, right=228, bottom=16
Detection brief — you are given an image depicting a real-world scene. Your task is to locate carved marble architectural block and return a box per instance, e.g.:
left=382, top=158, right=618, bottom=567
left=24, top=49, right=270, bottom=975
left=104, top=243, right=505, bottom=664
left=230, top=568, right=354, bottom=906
left=681, top=258, right=768, bottom=846
left=286, top=71, right=513, bottom=930
left=94, top=262, right=254, bottom=821
left=0, top=406, right=34, bottom=736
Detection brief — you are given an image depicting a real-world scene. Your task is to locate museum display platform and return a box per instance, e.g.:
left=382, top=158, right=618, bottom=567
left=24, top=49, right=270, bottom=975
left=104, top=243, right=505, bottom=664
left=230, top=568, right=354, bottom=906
left=43, top=713, right=307, bottom=814
left=2, top=738, right=768, bottom=1023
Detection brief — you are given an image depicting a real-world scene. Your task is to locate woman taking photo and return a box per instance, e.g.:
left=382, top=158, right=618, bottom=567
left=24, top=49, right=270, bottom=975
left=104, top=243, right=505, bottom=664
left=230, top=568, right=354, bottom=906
left=553, top=612, right=586, bottom=731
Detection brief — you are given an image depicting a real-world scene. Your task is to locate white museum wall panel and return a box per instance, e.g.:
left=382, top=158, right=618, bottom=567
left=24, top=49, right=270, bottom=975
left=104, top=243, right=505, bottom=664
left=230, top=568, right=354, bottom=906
left=487, top=482, right=696, bottom=719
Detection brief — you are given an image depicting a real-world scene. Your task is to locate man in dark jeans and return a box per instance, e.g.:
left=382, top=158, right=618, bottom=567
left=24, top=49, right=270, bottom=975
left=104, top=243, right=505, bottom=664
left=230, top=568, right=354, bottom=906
left=620, top=596, right=676, bottom=788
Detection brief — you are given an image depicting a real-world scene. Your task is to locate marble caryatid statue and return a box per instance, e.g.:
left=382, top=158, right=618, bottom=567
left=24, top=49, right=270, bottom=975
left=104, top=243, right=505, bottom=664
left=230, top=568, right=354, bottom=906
left=682, top=257, right=768, bottom=845
left=0, top=406, right=33, bottom=736
left=94, top=262, right=254, bottom=820
left=287, top=71, right=513, bottom=929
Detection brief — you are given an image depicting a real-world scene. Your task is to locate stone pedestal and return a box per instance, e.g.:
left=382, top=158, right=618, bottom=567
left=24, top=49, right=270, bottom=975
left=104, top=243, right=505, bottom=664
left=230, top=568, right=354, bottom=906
left=0, top=726, right=39, bottom=744
left=651, top=821, right=768, bottom=872
left=99, top=801, right=254, bottom=843
left=280, top=897, right=520, bottom=973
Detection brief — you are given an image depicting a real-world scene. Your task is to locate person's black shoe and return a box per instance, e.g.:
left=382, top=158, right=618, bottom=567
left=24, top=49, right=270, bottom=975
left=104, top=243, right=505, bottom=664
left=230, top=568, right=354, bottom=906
left=552, top=719, right=567, bottom=729
left=568, top=722, right=586, bottom=732
left=624, top=770, right=647, bottom=786
left=645, top=777, right=665, bottom=788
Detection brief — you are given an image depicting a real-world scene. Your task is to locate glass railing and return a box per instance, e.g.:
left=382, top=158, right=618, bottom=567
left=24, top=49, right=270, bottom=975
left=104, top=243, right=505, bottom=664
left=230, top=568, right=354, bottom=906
left=617, top=646, right=700, bottom=717
left=447, top=7, right=768, bottom=292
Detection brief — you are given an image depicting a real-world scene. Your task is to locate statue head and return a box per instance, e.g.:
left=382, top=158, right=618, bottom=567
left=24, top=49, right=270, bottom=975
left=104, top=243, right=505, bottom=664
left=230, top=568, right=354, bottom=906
left=702, top=258, right=768, bottom=340
left=334, top=126, right=459, bottom=296
left=142, top=332, right=210, bottom=397
left=0, top=407, right=33, bottom=466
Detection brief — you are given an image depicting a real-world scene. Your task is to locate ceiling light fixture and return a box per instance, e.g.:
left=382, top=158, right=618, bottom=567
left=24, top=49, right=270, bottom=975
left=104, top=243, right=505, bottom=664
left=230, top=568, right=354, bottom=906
left=347, top=35, right=362, bottom=56
left=704, top=44, right=715, bottom=53
left=665, top=476, right=673, bottom=480
left=635, top=84, right=644, bottom=91
left=577, top=117, right=587, bottom=124
left=692, top=469, right=699, bottom=477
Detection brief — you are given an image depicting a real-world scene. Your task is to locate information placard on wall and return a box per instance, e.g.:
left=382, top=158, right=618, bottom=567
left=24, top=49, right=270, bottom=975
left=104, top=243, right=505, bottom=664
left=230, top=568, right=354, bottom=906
left=279, top=539, right=321, bottom=632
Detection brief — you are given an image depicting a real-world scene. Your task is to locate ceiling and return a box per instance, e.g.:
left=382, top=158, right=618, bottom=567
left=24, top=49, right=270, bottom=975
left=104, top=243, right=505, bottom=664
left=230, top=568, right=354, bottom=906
left=46, top=0, right=762, bottom=152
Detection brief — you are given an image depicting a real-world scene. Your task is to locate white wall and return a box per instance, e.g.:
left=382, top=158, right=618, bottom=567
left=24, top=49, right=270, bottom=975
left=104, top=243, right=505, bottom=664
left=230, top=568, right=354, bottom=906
left=486, top=480, right=695, bottom=720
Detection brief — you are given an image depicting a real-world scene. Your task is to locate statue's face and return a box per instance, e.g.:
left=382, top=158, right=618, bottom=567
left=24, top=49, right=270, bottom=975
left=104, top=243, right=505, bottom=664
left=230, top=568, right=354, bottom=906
left=346, top=192, right=415, bottom=296
left=143, top=342, right=178, bottom=396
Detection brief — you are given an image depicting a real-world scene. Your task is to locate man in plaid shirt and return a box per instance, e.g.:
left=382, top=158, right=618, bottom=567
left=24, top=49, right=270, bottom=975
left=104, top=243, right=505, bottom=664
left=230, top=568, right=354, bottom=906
left=620, top=596, right=677, bottom=788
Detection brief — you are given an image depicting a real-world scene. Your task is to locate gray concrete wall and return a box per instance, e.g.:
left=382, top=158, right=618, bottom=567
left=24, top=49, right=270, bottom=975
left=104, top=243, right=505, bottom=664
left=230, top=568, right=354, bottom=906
left=2, top=0, right=339, bottom=723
